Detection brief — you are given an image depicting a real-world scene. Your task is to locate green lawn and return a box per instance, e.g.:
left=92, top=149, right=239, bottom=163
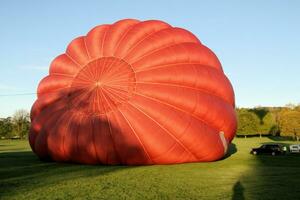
left=1, top=137, right=300, bottom=200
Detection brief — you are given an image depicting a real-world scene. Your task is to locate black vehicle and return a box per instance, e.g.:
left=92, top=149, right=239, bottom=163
left=250, top=144, right=284, bottom=156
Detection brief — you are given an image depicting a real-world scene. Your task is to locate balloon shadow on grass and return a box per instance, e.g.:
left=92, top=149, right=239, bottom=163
left=0, top=151, right=137, bottom=199
left=222, top=143, right=237, bottom=159
left=0, top=90, right=151, bottom=198
left=234, top=139, right=300, bottom=199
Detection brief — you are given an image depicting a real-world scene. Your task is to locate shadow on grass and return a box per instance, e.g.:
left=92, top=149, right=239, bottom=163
left=222, top=143, right=237, bottom=159
left=235, top=139, right=300, bottom=199
left=267, top=136, right=294, bottom=141
left=232, top=181, right=245, bottom=200
left=250, top=153, right=300, bottom=199
left=0, top=151, right=133, bottom=198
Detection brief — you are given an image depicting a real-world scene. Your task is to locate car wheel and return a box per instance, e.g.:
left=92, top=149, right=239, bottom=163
left=271, top=152, right=276, bottom=156
left=253, top=151, right=257, bottom=155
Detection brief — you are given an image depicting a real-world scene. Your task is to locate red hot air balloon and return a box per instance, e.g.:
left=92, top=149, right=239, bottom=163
left=29, top=19, right=237, bottom=165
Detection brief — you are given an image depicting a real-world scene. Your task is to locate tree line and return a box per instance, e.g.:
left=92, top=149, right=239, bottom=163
left=237, top=104, right=300, bottom=139
left=0, top=109, right=30, bottom=139
left=1, top=105, right=300, bottom=139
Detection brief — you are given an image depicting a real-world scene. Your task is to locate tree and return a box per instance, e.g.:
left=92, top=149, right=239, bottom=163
left=258, top=112, right=277, bottom=135
left=294, top=105, right=300, bottom=112
left=249, top=107, right=268, bottom=125
left=270, top=107, right=282, bottom=136
left=236, top=109, right=260, bottom=136
left=12, top=109, right=30, bottom=139
left=279, top=110, right=300, bottom=139
left=0, top=117, right=13, bottom=138
left=249, top=107, right=277, bottom=136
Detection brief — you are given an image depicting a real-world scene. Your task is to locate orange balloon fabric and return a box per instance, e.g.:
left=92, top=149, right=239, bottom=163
left=29, top=19, right=237, bottom=165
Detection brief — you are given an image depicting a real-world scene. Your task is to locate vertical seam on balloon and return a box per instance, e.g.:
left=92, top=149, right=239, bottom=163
left=69, top=87, right=93, bottom=110
left=148, top=117, right=195, bottom=162
left=83, top=37, right=91, bottom=60
left=100, top=26, right=109, bottom=57
left=41, top=109, right=62, bottom=157
left=80, top=62, right=93, bottom=80
left=98, top=58, right=110, bottom=80
left=65, top=53, right=83, bottom=69
left=107, top=110, right=124, bottom=164
left=99, top=88, right=121, bottom=163
left=132, top=93, right=226, bottom=161
left=72, top=69, right=91, bottom=82
left=102, top=86, right=134, bottom=109
left=47, top=110, right=68, bottom=161
left=102, top=87, right=128, bottom=103
left=122, top=26, right=171, bottom=59
left=191, top=63, right=198, bottom=88
left=117, top=107, right=153, bottom=164
left=91, top=88, right=98, bottom=113
left=100, top=89, right=119, bottom=110
left=126, top=101, right=199, bottom=161
left=91, top=117, right=101, bottom=163
left=99, top=57, right=109, bottom=80
left=148, top=140, right=180, bottom=162
left=101, top=58, right=123, bottom=82
left=129, top=100, right=198, bottom=161
left=95, top=81, right=102, bottom=114
left=102, top=62, right=133, bottom=80
left=113, top=22, right=140, bottom=56
left=97, top=89, right=109, bottom=163
left=75, top=114, right=79, bottom=163
left=34, top=125, right=46, bottom=157
left=62, top=111, right=74, bottom=162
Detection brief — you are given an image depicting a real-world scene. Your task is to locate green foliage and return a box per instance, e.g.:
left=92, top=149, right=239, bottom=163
left=279, top=110, right=300, bottom=136
left=0, top=118, right=13, bottom=138
left=0, top=109, right=30, bottom=139
left=257, top=112, right=276, bottom=134
left=249, top=108, right=268, bottom=125
left=12, top=109, right=30, bottom=139
left=236, top=109, right=260, bottom=135
left=237, top=106, right=300, bottom=137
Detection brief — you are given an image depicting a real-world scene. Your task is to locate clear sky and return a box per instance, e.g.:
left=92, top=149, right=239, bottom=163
left=0, top=0, right=299, bottom=117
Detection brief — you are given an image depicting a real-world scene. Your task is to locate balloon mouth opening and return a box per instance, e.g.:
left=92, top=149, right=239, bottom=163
left=219, top=131, right=228, bottom=155
left=67, top=57, right=136, bottom=115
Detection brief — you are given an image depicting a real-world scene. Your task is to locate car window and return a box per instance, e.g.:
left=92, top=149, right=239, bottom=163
left=265, top=145, right=278, bottom=150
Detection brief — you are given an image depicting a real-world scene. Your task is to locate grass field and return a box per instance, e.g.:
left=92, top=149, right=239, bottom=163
left=1, top=137, right=300, bottom=200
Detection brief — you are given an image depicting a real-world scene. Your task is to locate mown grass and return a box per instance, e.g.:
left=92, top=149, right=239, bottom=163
left=1, top=137, right=300, bottom=200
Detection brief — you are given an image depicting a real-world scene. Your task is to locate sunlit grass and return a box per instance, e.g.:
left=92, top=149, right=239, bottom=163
left=1, top=138, right=300, bottom=200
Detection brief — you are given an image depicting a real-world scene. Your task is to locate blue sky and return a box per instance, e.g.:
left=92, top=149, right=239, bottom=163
left=0, top=0, right=299, bottom=117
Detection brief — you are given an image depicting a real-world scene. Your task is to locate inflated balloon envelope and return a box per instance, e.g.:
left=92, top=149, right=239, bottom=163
left=29, top=19, right=237, bottom=165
